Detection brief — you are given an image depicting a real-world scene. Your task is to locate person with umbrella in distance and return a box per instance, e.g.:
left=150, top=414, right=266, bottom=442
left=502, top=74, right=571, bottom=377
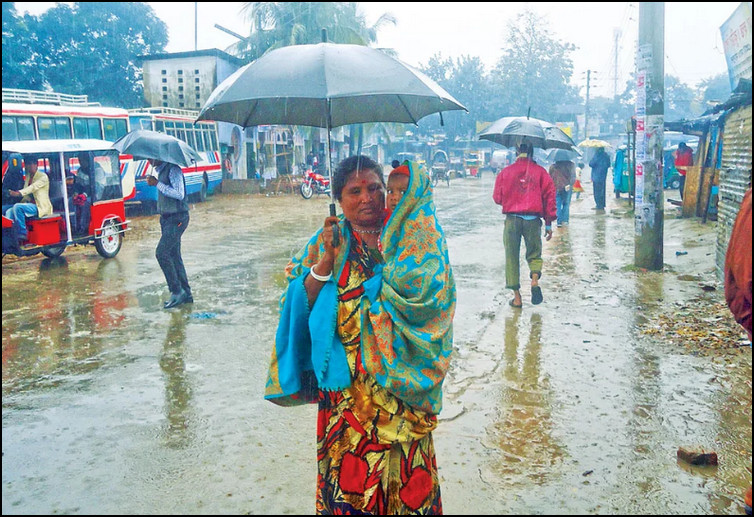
left=493, top=139, right=557, bottom=308
left=147, top=158, right=193, bottom=309
left=589, top=146, right=611, bottom=213
left=548, top=150, right=577, bottom=227
left=265, top=155, right=455, bottom=514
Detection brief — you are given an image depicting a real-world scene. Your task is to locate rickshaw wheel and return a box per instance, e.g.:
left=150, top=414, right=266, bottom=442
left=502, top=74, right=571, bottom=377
left=95, top=220, right=123, bottom=258
left=42, top=244, right=66, bottom=259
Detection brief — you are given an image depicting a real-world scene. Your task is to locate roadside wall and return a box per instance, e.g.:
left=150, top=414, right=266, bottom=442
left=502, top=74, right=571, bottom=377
left=716, top=104, right=752, bottom=280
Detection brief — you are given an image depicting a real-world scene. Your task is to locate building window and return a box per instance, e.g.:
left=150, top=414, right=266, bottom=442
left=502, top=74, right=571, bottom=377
left=161, top=70, right=166, bottom=75
left=178, top=69, right=183, bottom=75
left=162, top=78, right=167, bottom=83
left=195, top=86, right=200, bottom=91
left=195, top=77, right=200, bottom=83
left=196, top=103, right=201, bottom=108
left=179, top=94, right=184, bottom=99
left=178, top=78, right=183, bottom=83
left=163, top=94, right=168, bottom=100
left=178, top=86, right=184, bottom=91
left=162, top=86, right=167, bottom=92
left=179, top=102, right=184, bottom=108
left=163, top=102, right=168, bottom=107
left=196, top=93, right=200, bottom=100
left=194, top=69, right=199, bottom=74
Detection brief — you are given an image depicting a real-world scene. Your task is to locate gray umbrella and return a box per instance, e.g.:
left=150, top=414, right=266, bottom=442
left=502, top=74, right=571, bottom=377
left=548, top=148, right=582, bottom=162
left=196, top=36, right=467, bottom=242
left=111, top=129, right=202, bottom=168
left=479, top=116, right=577, bottom=151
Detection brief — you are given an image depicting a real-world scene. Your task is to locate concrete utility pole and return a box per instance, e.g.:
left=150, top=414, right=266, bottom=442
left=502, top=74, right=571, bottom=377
left=195, top=2, right=198, bottom=51
left=634, top=2, right=665, bottom=270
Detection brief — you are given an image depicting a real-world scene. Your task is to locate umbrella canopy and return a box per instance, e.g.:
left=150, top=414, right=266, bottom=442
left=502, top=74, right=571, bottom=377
left=112, top=130, right=202, bottom=168
left=478, top=116, right=577, bottom=151
left=195, top=42, right=467, bottom=129
left=548, top=148, right=582, bottom=162
left=578, top=138, right=612, bottom=148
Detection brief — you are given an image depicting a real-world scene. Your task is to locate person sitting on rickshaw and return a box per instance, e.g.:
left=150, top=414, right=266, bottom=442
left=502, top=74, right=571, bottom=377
left=4, top=158, right=53, bottom=245
left=2, top=153, right=25, bottom=215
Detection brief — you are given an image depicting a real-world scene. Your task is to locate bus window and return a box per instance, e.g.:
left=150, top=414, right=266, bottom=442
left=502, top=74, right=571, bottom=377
left=113, top=119, right=128, bottom=139
left=73, top=117, right=103, bottom=139
left=18, top=117, right=35, bottom=140
left=38, top=117, right=58, bottom=139
left=194, top=128, right=205, bottom=152
left=209, top=129, right=218, bottom=151
left=55, top=118, right=72, bottom=139
left=2, top=116, right=19, bottom=140
left=103, top=118, right=127, bottom=141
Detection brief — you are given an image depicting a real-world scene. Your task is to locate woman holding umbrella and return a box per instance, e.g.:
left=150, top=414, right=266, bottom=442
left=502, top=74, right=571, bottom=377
left=265, top=156, right=455, bottom=514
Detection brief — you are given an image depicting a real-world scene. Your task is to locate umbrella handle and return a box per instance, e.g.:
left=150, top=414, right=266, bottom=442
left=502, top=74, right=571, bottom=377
left=330, top=203, right=340, bottom=247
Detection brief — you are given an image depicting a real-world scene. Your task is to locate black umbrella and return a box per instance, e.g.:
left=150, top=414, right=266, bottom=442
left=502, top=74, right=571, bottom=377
left=548, top=148, right=582, bottom=162
left=479, top=116, right=577, bottom=151
left=112, top=130, right=201, bottom=168
left=196, top=32, right=467, bottom=241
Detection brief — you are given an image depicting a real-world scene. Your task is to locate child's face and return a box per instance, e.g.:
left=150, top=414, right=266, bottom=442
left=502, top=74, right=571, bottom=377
left=386, top=174, right=409, bottom=212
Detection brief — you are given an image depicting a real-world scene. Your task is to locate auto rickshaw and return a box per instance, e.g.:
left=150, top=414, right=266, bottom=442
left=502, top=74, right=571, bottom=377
left=2, top=139, right=130, bottom=259
left=463, top=151, right=484, bottom=178
left=429, top=149, right=450, bottom=187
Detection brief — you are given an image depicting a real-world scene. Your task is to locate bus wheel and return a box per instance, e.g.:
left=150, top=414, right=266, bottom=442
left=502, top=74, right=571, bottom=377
left=42, top=244, right=66, bottom=258
left=95, top=220, right=123, bottom=258
left=198, top=175, right=208, bottom=202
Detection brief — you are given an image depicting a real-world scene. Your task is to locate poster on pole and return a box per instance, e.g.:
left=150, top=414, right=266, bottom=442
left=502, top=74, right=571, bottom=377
left=720, top=2, right=752, bottom=90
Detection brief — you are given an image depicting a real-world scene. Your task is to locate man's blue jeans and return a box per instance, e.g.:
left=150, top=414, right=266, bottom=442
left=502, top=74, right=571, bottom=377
left=556, top=189, right=573, bottom=224
left=4, top=203, right=39, bottom=238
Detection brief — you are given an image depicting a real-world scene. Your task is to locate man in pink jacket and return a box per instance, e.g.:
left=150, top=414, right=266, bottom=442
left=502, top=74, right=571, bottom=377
left=492, top=141, right=557, bottom=308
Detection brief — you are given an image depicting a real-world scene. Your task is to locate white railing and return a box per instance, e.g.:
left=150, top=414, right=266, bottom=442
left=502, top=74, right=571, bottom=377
left=2, top=88, right=100, bottom=106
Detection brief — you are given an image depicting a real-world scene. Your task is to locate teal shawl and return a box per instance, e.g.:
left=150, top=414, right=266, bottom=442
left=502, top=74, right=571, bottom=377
left=264, top=161, right=456, bottom=414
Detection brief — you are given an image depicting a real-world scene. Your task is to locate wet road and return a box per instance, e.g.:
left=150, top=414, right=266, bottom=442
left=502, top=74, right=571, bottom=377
left=2, top=175, right=751, bottom=514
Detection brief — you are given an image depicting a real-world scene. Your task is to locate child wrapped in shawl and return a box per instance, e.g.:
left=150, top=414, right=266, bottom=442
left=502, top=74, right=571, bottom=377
left=265, top=158, right=456, bottom=514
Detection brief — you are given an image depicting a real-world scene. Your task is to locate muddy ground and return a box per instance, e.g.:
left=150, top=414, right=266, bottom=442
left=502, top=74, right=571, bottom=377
left=2, top=175, right=751, bottom=514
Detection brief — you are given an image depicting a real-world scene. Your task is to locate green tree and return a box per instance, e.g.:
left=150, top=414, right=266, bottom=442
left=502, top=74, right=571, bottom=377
left=698, top=73, right=732, bottom=110
left=665, top=75, right=697, bottom=121
left=236, top=2, right=395, bottom=62
left=488, top=9, right=580, bottom=122
left=3, top=2, right=167, bottom=108
left=2, top=2, right=46, bottom=90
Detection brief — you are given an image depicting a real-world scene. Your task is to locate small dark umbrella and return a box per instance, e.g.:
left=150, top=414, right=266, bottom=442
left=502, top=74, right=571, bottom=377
left=112, top=130, right=202, bottom=168
left=548, top=148, right=582, bottom=162
left=479, top=116, right=577, bottom=151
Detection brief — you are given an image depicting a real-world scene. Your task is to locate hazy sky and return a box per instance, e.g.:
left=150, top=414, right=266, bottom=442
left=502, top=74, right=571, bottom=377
left=14, top=2, right=744, bottom=98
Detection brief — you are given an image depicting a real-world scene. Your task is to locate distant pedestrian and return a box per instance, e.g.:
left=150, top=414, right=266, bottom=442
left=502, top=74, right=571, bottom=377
left=147, top=159, right=193, bottom=309
left=573, top=162, right=585, bottom=199
left=548, top=159, right=576, bottom=227
left=589, top=147, right=611, bottom=212
left=674, top=142, right=694, bottom=200
left=492, top=140, right=556, bottom=308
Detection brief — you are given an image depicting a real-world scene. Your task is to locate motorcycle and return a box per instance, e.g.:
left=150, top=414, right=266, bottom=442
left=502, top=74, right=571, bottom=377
left=300, top=168, right=331, bottom=199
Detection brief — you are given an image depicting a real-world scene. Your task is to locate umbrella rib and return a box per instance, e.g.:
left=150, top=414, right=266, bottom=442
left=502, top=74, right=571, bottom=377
left=242, top=102, right=259, bottom=129
left=396, top=95, right=419, bottom=125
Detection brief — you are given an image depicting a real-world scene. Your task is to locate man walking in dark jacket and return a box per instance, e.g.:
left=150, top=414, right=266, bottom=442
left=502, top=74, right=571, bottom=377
left=589, top=147, right=611, bottom=213
left=147, top=159, right=193, bottom=309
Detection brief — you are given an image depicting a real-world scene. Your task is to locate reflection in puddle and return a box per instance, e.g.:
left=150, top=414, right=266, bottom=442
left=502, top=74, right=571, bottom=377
left=159, top=309, right=193, bottom=449
left=489, top=311, right=563, bottom=484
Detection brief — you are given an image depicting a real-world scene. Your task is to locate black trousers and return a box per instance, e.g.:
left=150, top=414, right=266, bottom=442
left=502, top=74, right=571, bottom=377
left=156, top=211, right=191, bottom=295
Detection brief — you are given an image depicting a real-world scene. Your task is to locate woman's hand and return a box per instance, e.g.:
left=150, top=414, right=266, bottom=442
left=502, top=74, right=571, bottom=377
left=317, top=216, right=339, bottom=274
left=146, top=176, right=158, bottom=187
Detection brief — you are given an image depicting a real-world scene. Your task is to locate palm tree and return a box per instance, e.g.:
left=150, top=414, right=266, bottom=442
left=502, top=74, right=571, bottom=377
left=234, top=2, right=396, bottom=62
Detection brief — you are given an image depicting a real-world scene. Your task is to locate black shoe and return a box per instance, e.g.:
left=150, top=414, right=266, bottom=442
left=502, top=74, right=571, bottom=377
left=164, top=290, right=188, bottom=309
left=185, top=292, right=194, bottom=304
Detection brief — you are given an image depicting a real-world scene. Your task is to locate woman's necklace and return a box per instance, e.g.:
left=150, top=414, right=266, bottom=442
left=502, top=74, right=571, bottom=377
left=351, top=226, right=382, bottom=235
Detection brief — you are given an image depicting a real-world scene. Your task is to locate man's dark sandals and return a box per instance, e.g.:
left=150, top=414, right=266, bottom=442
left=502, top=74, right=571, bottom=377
left=509, top=299, right=523, bottom=308
left=531, top=285, right=544, bottom=305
